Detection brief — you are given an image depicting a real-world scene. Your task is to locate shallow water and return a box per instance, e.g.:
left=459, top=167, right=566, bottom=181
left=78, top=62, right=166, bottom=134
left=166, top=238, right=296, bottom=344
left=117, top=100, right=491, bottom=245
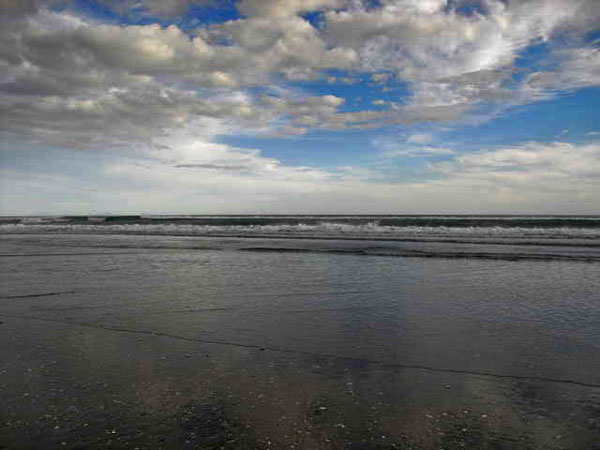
left=1, top=233, right=599, bottom=449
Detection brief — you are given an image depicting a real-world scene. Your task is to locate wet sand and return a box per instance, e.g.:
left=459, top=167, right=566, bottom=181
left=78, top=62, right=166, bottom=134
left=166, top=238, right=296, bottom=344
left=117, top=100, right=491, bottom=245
left=1, top=234, right=599, bottom=449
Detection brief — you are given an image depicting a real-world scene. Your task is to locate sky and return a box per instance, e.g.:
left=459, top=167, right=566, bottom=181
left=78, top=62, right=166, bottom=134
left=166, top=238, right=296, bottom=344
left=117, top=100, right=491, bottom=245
left=0, top=0, right=599, bottom=215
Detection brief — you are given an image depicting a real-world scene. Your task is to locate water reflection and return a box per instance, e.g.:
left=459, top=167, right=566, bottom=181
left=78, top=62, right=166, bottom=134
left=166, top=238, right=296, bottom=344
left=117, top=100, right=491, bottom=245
left=1, top=235, right=599, bottom=449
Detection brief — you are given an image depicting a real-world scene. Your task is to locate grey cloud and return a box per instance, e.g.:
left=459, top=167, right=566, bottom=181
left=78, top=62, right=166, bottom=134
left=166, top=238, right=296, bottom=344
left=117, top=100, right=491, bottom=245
left=1, top=10, right=257, bottom=94
left=0, top=0, right=65, bottom=17
left=0, top=82, right=261, bottom=148
left=1, top=0, right=598, bottom=152
left=0, top=0, right=214, bottom=19
left=261, top=94, right=390, bottom=131
left=1, top=5, right=355, bottom=103
left=0, top=0, right=40, bottom=16
left=0, top=11, right=274, bottom=147
left=219, top=14, right=358, bottom=78
left=0, top=0, right=181, bottom=19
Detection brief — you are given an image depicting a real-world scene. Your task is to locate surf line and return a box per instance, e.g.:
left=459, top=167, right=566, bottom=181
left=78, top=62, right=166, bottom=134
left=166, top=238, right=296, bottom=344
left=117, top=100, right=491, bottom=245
left=3, top=314, right=600, bottom=390
left=0, top=252, right=150, bottom=257
left=1, top=291, right=76, bottom=300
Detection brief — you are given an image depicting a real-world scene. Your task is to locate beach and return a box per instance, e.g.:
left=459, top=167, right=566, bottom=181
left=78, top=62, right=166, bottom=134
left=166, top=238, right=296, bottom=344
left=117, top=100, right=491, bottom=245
left=1, top=217, right=600, bottom=449
left=3, top=0, right=599, bottom=447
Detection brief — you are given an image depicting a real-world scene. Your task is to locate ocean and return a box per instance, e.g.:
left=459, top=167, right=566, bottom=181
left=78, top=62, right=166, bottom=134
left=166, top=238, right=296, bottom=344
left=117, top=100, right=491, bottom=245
left=1, top=215, right=599, bottom=449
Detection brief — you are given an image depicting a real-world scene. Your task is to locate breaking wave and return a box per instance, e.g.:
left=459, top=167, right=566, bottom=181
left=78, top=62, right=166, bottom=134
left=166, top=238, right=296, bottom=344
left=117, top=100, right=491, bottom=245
left=1, top=215, right=600, bottom=242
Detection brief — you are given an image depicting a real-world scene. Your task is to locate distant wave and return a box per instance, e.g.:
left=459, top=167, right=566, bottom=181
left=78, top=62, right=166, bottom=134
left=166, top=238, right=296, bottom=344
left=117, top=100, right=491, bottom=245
left=3, top=216, right=600, bottom=261
left=2, top=216, right=600, bottom=242
left=2, top=214, right=600, bottom=228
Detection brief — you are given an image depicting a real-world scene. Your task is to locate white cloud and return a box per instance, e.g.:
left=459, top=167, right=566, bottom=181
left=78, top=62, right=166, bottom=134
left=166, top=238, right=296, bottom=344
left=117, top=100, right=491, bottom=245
left=427, top=142, right=600, bottom=203
left=237, top=0, right=343, bottom=18
left=132, top=0, right=207, bottom=17
left=3, top=128, right=599, bottom=214
left=407, top=133, right=433, bottom=144
left=371, top=72, right=392, bottom=84
left=521, top=47, right=600, bottom=100
left=373, top=134, right=454, bottom=157
left=6, top=138, right=597, bottom=214
left=384, top=0, right=448, bottom=15
left=384, top=147, right=457, bottom=157
left=368, top=138, right=600, bottom=210
left=324, top=0, right=600, bottom=119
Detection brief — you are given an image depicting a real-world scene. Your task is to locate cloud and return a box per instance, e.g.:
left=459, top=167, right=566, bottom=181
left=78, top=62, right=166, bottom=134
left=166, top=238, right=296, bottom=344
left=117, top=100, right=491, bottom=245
left=0, top=79, right=262, bottom=148
left=0, top=4, right=355, bottom=99
left=0, top=10, right=239, bottom=92
left=6, top=138, right=597, bottom=214
left=261, top=93, right=389, bottom=132
left=2, top=0, right=599, bottom=216
left=0, top=10, right=273, bottom=146
left=157, top=139, right=288, bottom=176
left=219, top=13, right=358, bottom=78
left=128, top=0, right=209, bottom=18
left=371, top=72, right=392, bottom=84
left=3, top=92, right=599, bottom=217
left=324, top=0, right=600, bottom=119
left=237, top=0, right=343, bottom=18
left=407, top=133, right=433, bottom=144
left=0, top=0, right=598, bottom=156
left=427, top=141, right=600, bottom=203
left=390, top=102, right=472, bottom=123
left=0, top=0, right=214, bottom=19
left=84, top=136, right=369, bottom=214
left=268, top=125, right=309, bottom=138
left=384, top=147, right=457, bottom=157
left=521, top=47, right=600, bottom=100
left=0, top=5, right=363, bottom=148
left=0, top=0, right=66, bottom=17
left=373, top=134, right=455, bottom=157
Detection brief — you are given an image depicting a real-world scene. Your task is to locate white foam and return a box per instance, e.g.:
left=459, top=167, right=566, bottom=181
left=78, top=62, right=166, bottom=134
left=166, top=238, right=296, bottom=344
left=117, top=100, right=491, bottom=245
left=2, top=221, right=599, bottom=240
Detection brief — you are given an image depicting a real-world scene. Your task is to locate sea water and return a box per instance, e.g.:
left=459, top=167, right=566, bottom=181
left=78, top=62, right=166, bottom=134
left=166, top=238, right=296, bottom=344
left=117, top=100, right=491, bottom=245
left=1, top=215, right=599, bottom=449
